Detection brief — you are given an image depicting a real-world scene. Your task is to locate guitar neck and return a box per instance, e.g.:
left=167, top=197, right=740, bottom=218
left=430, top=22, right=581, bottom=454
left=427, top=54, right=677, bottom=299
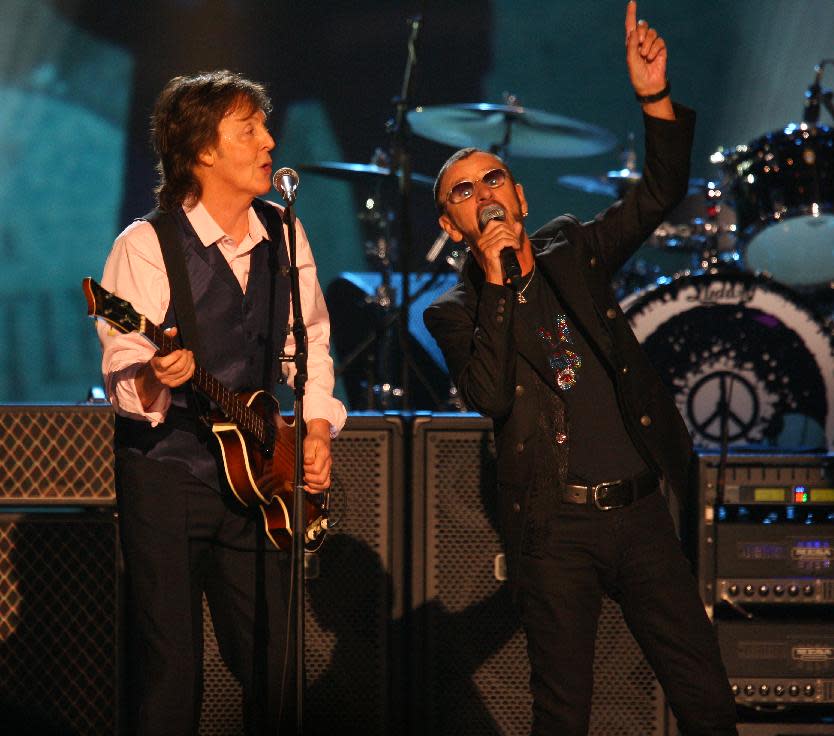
left=143, top=322, right=268, bottom=443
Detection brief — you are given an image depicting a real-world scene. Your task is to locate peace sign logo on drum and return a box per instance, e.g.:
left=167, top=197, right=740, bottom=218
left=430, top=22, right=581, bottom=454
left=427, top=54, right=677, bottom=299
left=622, top=272, right=834, bottom=451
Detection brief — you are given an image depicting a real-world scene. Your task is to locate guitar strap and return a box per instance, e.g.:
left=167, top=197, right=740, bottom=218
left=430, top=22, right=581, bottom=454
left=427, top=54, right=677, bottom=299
left=144, top=207, right=209, bottom=422
left=144, top=208, right=202, bottom=360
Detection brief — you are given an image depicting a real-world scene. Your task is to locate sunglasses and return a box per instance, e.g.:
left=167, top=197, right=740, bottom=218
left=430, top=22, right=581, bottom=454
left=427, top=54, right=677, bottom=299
left=445, top=167, right=508, bottom=204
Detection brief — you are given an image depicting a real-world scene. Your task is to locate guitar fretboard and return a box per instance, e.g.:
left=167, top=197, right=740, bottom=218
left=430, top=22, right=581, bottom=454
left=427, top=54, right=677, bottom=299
left=144, top=322, right=268, bottom=443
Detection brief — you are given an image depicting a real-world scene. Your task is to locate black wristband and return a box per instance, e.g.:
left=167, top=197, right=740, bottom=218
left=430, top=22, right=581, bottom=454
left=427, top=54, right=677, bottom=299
left=635, top=80, right=671, bottom=104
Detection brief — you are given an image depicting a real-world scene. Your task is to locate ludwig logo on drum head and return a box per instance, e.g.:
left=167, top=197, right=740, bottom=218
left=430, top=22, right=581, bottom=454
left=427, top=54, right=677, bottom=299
left=689, top=280, right=755, bottom=305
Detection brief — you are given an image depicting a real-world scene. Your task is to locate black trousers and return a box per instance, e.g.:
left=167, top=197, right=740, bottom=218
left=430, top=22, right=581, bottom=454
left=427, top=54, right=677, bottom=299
left=116, top=452, right=295, bottom=736
left=517, top=489, right=738, bottom=736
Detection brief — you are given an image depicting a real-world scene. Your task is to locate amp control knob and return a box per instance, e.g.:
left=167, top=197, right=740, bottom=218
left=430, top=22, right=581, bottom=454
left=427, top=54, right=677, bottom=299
left=774, top=584, right=785, bottom=596
left=789, top=684, right=800, bottom=697
left=774, top=684, right=785, bottom=696
left=804, top=684, right=815, bottom=697
left=744, top=684, right=755, bottom=696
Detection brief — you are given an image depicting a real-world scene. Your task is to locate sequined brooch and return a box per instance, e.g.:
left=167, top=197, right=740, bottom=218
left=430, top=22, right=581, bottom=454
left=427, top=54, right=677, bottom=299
left=537, top=315, right=582, bottom=390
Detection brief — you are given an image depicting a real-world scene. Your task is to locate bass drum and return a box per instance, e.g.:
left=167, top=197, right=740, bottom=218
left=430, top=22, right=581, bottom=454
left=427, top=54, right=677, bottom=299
left=720, top=123, right=834, bottom=288
left=621, top=272, right=834, bottom=450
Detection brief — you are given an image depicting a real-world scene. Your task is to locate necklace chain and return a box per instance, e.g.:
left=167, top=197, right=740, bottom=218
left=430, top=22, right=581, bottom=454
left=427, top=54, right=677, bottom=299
left=516, top=263, right=536, bottom=304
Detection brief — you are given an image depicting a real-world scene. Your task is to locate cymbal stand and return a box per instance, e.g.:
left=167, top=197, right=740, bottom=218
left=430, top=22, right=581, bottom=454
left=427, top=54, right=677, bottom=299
left=385, top=11, right=430, bottom=411
left=357, top=148, right=398, bottom=407
left=491, top=91, right=521, bottom=160
left=698, top=181, right=739, bottom=274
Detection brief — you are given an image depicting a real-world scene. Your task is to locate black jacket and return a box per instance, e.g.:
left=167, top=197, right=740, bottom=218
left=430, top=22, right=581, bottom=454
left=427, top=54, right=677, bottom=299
left=424, top=105, right=697, bottom=581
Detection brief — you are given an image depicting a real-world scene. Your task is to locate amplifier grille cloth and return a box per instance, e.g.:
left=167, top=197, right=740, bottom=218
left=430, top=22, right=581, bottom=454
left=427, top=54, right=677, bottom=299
left=0, top=406, right=114, bottom=502
left=0, top=514, right=119, bottom=735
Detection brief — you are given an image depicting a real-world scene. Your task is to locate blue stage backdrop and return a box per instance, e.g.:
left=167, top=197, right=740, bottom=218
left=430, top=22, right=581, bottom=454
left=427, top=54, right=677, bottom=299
left=2, top=0, right=833, bottom=407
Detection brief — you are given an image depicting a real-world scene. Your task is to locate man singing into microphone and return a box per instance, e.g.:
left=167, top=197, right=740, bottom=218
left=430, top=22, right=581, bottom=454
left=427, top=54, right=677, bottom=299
left=97, top=70, right=346, bottom=734
left=424, top=4, right=737, bottom=734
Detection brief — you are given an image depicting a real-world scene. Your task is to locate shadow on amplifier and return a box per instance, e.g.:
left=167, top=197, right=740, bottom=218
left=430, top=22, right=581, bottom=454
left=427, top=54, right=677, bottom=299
left=411, top=414, right=671, bottom=736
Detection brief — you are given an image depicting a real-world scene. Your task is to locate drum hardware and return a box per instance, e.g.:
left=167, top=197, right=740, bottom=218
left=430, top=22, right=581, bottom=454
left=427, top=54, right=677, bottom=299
left=713, top=61, right=834, bottom=292
left=802, top=59, right=834, bottom=126
left=301, top=18, right=450, bottom=410
left=406, top=93, right=617, bottom=160
left=713, top=122, right=834, bottom=289
left=557, top=132, right=708, bottom=200
left=557, top=133, right=742, bottom=298
left=606, top=177, right=740, bottom=298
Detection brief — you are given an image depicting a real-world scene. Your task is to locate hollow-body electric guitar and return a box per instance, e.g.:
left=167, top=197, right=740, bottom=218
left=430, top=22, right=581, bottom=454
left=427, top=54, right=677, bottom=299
left=83, top=277, right=327, bottom=551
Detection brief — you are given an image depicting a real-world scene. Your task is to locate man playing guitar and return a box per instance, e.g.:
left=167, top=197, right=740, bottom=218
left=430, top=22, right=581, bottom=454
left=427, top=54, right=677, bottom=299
left=97, top=70, right=346, bottom=735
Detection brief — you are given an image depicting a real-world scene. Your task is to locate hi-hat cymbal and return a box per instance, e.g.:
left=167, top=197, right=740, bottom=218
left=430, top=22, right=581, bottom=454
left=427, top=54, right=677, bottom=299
left=298, top=161, right=434, bottom=187
left=407, top=102, right=617, bottom=158
left=558, top=170, right=707, bottom=198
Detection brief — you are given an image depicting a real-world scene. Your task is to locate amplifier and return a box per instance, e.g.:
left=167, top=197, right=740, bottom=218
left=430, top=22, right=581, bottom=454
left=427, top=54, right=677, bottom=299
left=695, top=453, right=834, bottom=612
left=718, top=621, right=834, bottom=707
left=715, top=521, right=834, bottom=606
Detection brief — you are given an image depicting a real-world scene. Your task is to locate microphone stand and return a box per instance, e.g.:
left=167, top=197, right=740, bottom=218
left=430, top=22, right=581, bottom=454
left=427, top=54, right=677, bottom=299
left=280, top=198, right=308, bottom=735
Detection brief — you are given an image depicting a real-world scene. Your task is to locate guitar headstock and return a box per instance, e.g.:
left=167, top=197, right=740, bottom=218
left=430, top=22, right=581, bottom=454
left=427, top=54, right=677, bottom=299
left=82, top=277, right=144, bottom=335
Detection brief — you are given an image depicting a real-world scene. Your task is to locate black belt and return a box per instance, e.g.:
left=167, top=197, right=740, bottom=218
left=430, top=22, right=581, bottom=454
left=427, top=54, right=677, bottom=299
left=562, top=471, right=658, bottom=510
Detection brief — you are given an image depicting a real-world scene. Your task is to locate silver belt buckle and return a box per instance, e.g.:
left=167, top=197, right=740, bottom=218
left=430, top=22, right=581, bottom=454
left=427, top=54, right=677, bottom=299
left=592, top=480, right=625, bottom=511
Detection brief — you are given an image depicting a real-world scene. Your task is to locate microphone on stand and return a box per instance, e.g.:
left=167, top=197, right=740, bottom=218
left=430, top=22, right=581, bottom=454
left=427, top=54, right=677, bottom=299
left=273, top=166, right=300, bottom=205
left=478, top=204, right=522, bottom=289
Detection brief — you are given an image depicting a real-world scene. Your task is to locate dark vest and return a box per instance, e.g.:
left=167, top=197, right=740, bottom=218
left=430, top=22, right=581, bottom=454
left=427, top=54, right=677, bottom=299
left=115, top=204, right=291, bottom=492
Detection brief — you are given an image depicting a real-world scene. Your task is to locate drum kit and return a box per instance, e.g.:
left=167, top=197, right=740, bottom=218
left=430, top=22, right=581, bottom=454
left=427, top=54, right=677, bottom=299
left=307, top=63, right=834, bottom=451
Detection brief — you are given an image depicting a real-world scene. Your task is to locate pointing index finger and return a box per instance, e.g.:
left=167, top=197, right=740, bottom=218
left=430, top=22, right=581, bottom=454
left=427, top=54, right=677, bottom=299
left=625, top=0, right=637, bottom=36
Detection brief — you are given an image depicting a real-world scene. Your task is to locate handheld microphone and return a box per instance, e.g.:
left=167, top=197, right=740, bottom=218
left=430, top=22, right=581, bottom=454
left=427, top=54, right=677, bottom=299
left=272, top=167, right=299, bottom=205
left=478, top=204, right=522, bottom=288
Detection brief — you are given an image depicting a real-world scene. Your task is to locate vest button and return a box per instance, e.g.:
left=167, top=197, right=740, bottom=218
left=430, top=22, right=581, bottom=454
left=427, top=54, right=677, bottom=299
left=515, top=384, right=525, bottom=397
left=512, top=502, right=521, bottom=513
left=515, top=441, right=525, bottom=454
left=555, top=432, right=567, bottom=445
left=640, top=414, right=652, bottom=427
left=621, top=365, right=629, bottom=374
left=606, top=308, right=617, bottom=319
left=589, top=257, right=597, bottom=268
left=496, top=315, right=504, bottom=324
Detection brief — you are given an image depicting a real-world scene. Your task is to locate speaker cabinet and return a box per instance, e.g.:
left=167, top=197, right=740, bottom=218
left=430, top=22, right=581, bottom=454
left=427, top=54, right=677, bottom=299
left=411, top=415, right=669, bottom=736
left=0, top=509, right=122, bottom=735
left=198, top=414, right=407, bottom=735
left=0, top=404, right=114, bottom=504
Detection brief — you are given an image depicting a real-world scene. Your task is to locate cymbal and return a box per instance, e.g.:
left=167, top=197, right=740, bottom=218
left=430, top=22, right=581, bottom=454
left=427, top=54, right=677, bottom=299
left=298, top=161, right=434, bottom=187
left=557, top=170, right=708, bottom=198
left=407, top=102, right=617, bottom=158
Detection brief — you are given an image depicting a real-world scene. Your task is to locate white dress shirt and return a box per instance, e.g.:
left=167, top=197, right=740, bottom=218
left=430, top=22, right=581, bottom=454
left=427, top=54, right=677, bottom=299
left=97, top=199, right=347, bottom=436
